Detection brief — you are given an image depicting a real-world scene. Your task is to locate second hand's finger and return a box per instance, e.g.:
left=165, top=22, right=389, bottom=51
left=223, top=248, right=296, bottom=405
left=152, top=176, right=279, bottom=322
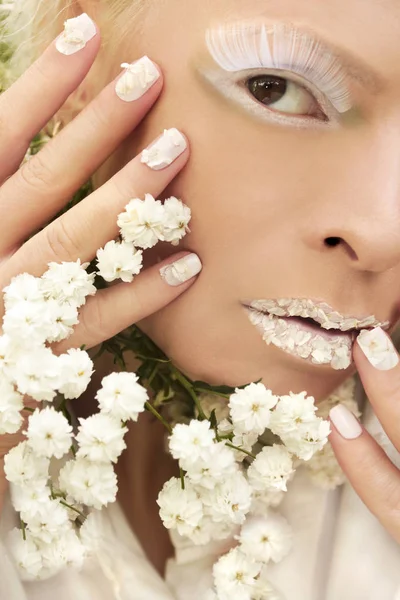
left=352, top=327, right=400, bottom=451
left=329, top=404, right=400, bottom=543
left=53, top=252, right=202, bottom=353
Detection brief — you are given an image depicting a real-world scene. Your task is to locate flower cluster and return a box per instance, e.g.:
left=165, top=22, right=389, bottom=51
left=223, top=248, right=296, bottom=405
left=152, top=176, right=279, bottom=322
left=97, top=193, right=191, bottom=282
left=157, top=382, right=330, bottom=599
left=0, top=194, right=190, bottom=580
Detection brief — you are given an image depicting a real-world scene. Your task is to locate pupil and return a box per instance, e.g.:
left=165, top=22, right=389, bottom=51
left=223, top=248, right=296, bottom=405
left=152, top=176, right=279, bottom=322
left=247, top=75, right=287, bottom=105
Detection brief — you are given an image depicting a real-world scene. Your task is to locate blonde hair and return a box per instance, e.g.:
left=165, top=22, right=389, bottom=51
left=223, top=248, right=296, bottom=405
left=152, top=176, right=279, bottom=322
left=4, top=0, right=147, bottom=82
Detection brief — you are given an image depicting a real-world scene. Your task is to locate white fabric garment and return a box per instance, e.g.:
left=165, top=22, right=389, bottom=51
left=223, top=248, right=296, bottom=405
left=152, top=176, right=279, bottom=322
left=1, top=400, right=400, bottom=600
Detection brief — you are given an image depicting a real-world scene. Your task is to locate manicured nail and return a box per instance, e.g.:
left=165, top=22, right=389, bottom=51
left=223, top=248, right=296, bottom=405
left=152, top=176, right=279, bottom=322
left=115, top=56, right=160, bottom=102
left=141, top=128, right=187, bottom=170
left=160, top=253, right=202, bottom=286
left=357, top=327, right=399, bottom=371
left=329, top=404, right=363, bottom=440
left=55, top=13, right=97, bottom=56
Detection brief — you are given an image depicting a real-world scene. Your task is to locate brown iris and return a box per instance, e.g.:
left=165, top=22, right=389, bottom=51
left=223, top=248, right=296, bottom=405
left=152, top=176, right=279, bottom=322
left=247, top=75, right=287, bottom=106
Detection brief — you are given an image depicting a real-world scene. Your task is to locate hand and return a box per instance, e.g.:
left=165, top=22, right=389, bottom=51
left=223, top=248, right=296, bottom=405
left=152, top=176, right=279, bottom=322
left=329, top=326, right=400, bottom=543
left=0, top=17, right=201, bottom=508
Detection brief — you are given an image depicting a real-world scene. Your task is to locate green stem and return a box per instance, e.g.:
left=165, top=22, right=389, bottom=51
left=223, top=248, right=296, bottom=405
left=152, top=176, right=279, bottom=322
left=172, top=368, right=207, bottom=420
left=23, top=406, right=35, bottom=413
left=20, top=518, right=26, bottom=541
left=225, top=442, right=256, bottom=460
left=59, top=499, right=86, bottom=520
left=179, top=468, right=185, bottom=490
left=145, top=401, right=172, bottom=434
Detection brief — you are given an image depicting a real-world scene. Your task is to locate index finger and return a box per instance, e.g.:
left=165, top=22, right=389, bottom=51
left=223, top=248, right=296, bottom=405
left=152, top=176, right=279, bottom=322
left=0, top=13, right=100, bottom=180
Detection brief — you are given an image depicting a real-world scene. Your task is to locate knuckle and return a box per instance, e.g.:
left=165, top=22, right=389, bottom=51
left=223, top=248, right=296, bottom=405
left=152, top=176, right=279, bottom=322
left=44, top=220, right=81, bottom=263
left=78, top=297, right=107, bottom=347
left=18, top=151, right=53, bottom=192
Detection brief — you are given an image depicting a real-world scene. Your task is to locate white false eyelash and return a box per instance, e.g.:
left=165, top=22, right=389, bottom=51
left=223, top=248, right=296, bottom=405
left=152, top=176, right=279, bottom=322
left=205, top=22, right=353, bottom=114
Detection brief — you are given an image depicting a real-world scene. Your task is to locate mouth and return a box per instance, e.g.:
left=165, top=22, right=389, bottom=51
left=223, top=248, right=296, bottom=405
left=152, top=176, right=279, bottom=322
left=244, top=298, right=390, bottom=371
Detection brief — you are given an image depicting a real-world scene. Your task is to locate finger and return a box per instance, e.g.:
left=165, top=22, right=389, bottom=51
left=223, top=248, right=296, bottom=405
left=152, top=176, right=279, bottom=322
left=329, top=405, right=400, bottom=543
left=352, top=327, right=400, bottom=451
left=0, top=54, right=163, bottom=253
left=0, top=13, right=100, bottom=183
left=53, top=252, right=202, bottom=352
left=4, top=128, right=189, bottom=279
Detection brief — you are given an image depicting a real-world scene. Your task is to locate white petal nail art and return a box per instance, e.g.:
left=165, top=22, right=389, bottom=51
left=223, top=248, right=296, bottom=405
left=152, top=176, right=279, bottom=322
left=55, top=13, right=97, bottom=56
left=141, top=128, right=187, bottom=170
left=160, top=254, right=202, bottom=286
left=115, top=56, right=160, bottom=102
left=357, top=327, right=399, bottom=370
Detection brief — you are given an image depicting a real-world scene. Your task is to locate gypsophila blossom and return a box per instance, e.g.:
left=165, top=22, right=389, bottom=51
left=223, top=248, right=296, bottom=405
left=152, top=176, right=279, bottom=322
left=169, top=420, right=215, bottom=469
left=117, top=194, right=165, bottom=249
left=186, top=441, right=237, bottom=489
left=10, top=483, right=51, bottom=519
left=41, top=260, right=96, bottom=307
left=213, top=547, right=262, bottom=600
left=12, top=346, right=61, bottom=402
left=203, top=471, right=252, bottom=525
left=45, top=299, right=79, bottom=343
left=157, top=477, right=204, bottom=537
left=24, top=406, right=73, bottom=459
left=162, top=196, right=191, bottom=245
left=247, top=444, right=294, bottom=492
left=57, top=348, right=94, bottom=399
left=0, top=334, right=22, bottom=379
left=3, top=273, right=44, bottom=310
left=40, top=528, right=86, bottom=575
left=4, top=441, right=50, bottom=488
left=0, top=379, right=23, bottom=434
left=58, top=457, right=118, bottom=509
left=281, top=418, right=331, bottom=461
left=96, top=240, right=143, bottom=283
left=76, top=414, right=128, bottom=463
left=238, top=514, right=293, bottom=564
left=229, top=383, right=278, bottom=435
left=8, top=528, right=43, bottom=581
left=269, top=392, right=318, bottom=438
left=96, top=371, right=148, bottom=421
left=2, top=300, right=53, bottom=345
left=22, top=499, right=71, bottom=544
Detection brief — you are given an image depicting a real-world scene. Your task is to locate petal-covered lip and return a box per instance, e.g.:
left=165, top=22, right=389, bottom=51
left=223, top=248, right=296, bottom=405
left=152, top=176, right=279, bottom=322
left=244, top=298, right=390, bottom=332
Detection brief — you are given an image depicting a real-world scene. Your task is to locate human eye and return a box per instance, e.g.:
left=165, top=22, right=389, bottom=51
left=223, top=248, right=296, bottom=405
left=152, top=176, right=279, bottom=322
left=245, top=73, right=328, bottom=122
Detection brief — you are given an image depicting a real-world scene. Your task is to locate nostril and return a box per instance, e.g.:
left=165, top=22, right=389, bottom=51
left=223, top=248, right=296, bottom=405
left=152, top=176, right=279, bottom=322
left=324, top=237, right=341, bottom=248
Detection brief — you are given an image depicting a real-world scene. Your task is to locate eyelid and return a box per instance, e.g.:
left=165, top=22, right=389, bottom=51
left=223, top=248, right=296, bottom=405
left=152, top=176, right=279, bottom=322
left=205, top=22, right=354, bottom=114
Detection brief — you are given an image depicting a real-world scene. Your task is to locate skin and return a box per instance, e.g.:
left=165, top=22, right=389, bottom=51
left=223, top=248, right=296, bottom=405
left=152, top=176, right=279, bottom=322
left=0, top=0, right=400, bottom=580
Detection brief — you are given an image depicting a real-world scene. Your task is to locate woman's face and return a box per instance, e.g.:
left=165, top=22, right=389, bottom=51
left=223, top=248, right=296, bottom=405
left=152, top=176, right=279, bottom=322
left=96, top=0, right=400, bottom=399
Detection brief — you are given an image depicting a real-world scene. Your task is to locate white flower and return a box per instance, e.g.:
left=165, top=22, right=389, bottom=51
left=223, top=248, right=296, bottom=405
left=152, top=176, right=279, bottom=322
left=231, top=430, right=259, bottom=462
left=13, top=346, right=60, bottom=402
left=117, top=194, right=165, bottom=249
left=250, top=489, right=285, bottom=515
left=186, top=442, right=237, bottom=489
left=4, top=441, right=49, bottom=488
left=8, top=528, right=43, bottom=581
left=229, top=383, right=278, bottom=435
left=76, top=414, right=128, bottom=463
left=96, top=240, right=143, bottom=283
left=24, top=406, right=73, bottom=459
left=269, top=392, right=318, bottom=438
left=58, top=458, right=118, bottom=509
left=10, top=483, right=51, bottom=519
left=157, top=477, right=204, bottom=537
left=45, top=299, right=79, bottom=343
left=281, top=418, right=331, bottom=461
left=40, top=529, right=86, bottom=575
left=96, top=371, right=148, bottom=421
left=204, top=471, right=252, bottom=525
left=3, top=273, right=44, bottom=310
left=0, top=379, right=23, bottom=434
left=213, top=547, right=262, bottom=600
left=57, top=348, right=94, bottom=399
left=305, top=442, right=345, bottom=490
left=161, top=196, right=191, bottom=245
left=22, top=499, right=71, bottom=544
left=247, top=444, right=294, bottom=492
left=238, top=514, right=293, bottom=564
left=2, top=300, right=53, bottom=345
left=41, top=260, right=96, bottom=307
left=169, top=420, right=215, bottom=469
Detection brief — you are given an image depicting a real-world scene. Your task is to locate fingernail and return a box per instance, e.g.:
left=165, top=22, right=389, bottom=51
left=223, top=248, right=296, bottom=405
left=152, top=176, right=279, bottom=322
left=329, top=404, right=363, bottom=440
left=55, top=13, right=97, bottom=56
left=159, top=253, right=202, bottom=286
left=357, top=327, right=399, bottom=371
left=115, top=56, right=160, bottom=102
left=141, top=128, right=187, bottom=170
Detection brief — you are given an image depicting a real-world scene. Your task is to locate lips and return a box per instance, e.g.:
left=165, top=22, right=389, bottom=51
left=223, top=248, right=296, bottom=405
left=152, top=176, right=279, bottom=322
left=244, top=298, right=389, bottom=371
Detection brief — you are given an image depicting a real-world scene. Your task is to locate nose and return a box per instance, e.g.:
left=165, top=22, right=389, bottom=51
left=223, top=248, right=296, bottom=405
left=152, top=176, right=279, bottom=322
left=304, top=123, right=400, bottom=273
